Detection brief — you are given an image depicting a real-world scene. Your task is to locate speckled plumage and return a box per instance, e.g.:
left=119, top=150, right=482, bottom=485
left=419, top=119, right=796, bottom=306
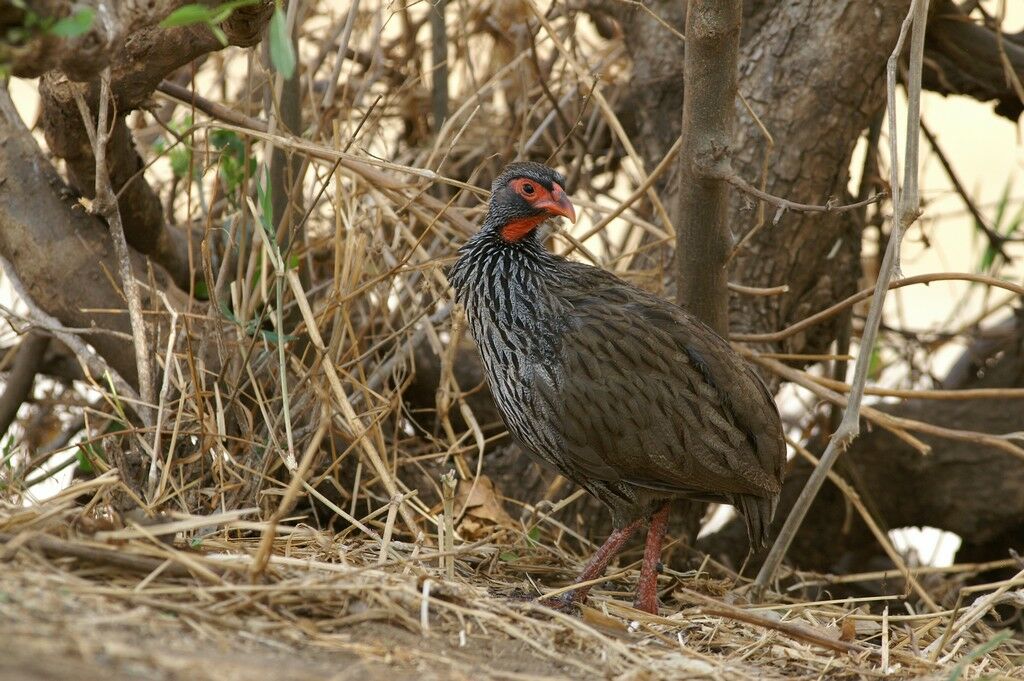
left=448, top=162, right=785, bottom=556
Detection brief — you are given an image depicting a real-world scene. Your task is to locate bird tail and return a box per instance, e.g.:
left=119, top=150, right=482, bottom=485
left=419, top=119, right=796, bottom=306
left=735, top=494, right=779, bottom=549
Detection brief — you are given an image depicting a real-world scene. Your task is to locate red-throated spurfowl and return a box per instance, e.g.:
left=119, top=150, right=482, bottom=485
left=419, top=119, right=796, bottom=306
left=447, top=162, right=785, bottom=614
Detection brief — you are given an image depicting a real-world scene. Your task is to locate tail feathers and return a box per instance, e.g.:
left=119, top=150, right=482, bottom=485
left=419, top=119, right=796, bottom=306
left=735, top=494, right=779, bottom=549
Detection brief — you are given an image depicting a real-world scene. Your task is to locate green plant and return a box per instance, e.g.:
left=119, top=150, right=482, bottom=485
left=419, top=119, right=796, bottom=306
left=152, top=115, right=195, bottom=180
left=160, top=0, right=258, bottom=46
left=210, top=129, right=256, bottom=198
left=974, top=179, right=1023, bottom=273
left=5, top=1, right=95, bottom=41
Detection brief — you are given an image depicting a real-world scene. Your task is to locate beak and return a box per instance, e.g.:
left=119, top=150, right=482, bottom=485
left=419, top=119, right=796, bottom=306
left=538, top=184, right=577, bottom=223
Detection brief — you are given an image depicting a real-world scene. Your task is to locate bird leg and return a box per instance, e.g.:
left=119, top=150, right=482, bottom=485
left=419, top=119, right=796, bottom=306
left=552, top=517, right=642, bottom=610
left=633, top=503, right=671, bottom=614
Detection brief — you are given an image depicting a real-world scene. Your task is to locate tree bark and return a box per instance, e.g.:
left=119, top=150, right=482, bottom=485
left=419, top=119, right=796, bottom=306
left=674, top=0, right=741, bottom=335
left=923, top=0, right=1024, bottom=121
left=0, top=86, right=139, bottom=386
left=0, top=332, right=50, bottom=438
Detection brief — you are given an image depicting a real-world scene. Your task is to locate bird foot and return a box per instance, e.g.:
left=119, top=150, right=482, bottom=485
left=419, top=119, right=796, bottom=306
left=632, top=593, right=661, bottom=615
left=542, top=591, right=583, bottom=614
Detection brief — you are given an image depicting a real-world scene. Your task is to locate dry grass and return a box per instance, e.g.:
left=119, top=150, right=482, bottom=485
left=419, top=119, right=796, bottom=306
left=2, top=1, right=1024, bottom=678
left=3, top=477, right=1024, bottom=679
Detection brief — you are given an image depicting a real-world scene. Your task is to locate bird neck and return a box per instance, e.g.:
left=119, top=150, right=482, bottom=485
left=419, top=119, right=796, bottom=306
left=448, top=218, right=563, bottom=319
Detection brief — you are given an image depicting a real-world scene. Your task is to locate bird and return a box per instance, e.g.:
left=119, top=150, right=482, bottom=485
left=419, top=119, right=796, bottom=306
left=446, top=161, right=785, bottom=614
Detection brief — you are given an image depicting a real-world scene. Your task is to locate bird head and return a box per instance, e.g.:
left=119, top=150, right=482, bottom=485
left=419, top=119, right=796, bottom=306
left=486, top=162, right=576, bottom=243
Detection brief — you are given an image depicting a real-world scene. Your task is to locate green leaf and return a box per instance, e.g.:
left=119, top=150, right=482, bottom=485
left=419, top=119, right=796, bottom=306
left=526, top=526, right=541, bottom=546
left=160, top=4, right=212, bottom=28
left=169, top=146, right=192, bottom=179
left=193, top=279, right=210, bottom=301
left=1, top=437, right=17, bottom=468
left=256, top=170, right=274, bottom=233
left=867, top=345, right=883, bottom=381
left=75, top=448, right=95, bottom=474
left=977, top=180, right=1016, bottom=273
left=208, top=0, right=259, bottom=24
left=219, top=299, right=242, bottom=326
left=211, top=129, right=255, bottom=196
left=48, top=8, right=94, bottom=38
left=499, top=551, right=518, bottom=562
left=259, top=329, right=298, bottom=345
left=209, top=24, right=228, bottom=46
left=268, top=5, right=296, bottom=79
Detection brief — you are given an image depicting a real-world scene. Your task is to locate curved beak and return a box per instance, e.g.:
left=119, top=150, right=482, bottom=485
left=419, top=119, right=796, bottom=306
left=538, top=184, right=577, bottom=223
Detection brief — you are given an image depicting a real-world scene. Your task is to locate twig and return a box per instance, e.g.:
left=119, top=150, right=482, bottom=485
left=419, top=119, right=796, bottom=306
left=157, top=80, right=269, bottom=133
left=285, top=270, right=421, bottom=537
left=527, top=0, right=674, bottom=232
left=0, top=532, right=199, bottom=578
left=251, top=412, right=329, bottom=577
left=919, top=119, right=1011, bottom=262
left=565, top=135, right=682, bottom=253
left=429, top=0, right=448, bottom=132
left=441, top=470, right=456, bottom=579
left=805, top=372, right=1024, bottom=401
left=726, top=282, right=789, bottom=297
left=923, top=566, right=1024, bottom=658
left=73, top=70, right=154, bottom=429
left=732, top=272, right=1024, bottom=343
left=676, top=588, right=927, bottom=667
left=753, top=0, right=931, bottom=594
left=751, top=352, right=1024, bottom=460
left=787, top=438, right=941, bottom=612
left=317, top=0, right=363, bottom=120
left=724, top=172, right=887, bottom=220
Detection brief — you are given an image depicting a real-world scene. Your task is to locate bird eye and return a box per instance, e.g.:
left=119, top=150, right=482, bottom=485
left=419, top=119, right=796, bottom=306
left=522, top=183, right=535, bottom=195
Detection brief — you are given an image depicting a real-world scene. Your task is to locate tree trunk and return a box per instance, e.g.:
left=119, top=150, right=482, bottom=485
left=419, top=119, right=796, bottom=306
left=611, top=0, right=912, bottom=359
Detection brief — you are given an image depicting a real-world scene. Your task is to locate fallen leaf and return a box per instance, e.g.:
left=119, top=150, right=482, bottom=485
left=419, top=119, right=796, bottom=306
left=840, top=617, right=857, bottom=642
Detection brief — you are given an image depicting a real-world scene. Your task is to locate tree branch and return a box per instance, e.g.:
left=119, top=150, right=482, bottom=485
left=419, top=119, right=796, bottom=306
left=37, top=1, right=273, bottom=291
left=923, top=0, right=1024, bottom=120
left=0, top=255, right=140, bottom=408
left=0, top=332, right=49, bottom=439
left=723, top=172, right=886, bottom=220
left=674, top=0, right=742, bottom=334
left=0, top=85, right=139, bottom=388
left=920, top=119, right=1012, bottom=261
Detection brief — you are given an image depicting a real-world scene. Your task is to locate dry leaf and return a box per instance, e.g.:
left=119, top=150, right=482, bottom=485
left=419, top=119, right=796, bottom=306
left=840, top=617, right=857, bottom=642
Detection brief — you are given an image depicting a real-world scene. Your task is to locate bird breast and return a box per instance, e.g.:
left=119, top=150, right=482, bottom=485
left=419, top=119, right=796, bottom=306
left=450, top=243, right=571, bottom=459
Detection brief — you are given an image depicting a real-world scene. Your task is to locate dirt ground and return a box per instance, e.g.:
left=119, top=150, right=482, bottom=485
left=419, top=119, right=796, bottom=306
left=0, top=563, right=582, bottom=681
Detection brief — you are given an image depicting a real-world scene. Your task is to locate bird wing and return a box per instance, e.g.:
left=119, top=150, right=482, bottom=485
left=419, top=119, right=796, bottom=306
left=539, top=265, right=785, bottom=500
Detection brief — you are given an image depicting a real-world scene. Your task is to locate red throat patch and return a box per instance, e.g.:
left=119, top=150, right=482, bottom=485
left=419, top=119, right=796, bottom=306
left=500, top=214, right=548, bottom=242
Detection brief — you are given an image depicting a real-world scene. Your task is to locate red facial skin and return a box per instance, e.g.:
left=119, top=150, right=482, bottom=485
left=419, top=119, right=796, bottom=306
left=500, top=178, right=577, bottom=242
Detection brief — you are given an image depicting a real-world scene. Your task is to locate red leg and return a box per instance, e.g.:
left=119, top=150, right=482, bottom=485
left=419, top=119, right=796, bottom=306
left=633, top=503, right=671, bottom=614
left=559, top=517, right=642, bottom=608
